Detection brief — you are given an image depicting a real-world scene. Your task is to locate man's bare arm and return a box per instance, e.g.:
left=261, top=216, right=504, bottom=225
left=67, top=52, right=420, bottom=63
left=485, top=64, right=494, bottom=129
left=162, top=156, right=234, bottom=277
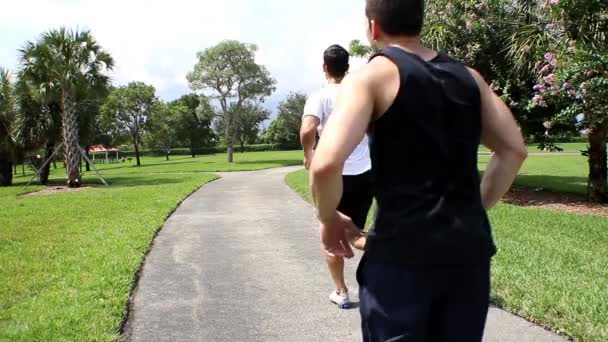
left=470, top=68, right=528, bottom=209
left=310, top=72, right=375, bottom=223
left=300, top=116, right=320, bottom=170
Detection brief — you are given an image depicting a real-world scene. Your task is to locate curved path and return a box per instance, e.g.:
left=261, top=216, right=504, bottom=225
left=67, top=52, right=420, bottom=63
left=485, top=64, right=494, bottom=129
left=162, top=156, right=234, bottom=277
left=123, top=166, right=567, bottom=342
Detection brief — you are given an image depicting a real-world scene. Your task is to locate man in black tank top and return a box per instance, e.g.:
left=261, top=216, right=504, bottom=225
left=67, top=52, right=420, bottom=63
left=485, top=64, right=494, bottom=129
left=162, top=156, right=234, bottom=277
left=308, top=0, right=528, bottom=341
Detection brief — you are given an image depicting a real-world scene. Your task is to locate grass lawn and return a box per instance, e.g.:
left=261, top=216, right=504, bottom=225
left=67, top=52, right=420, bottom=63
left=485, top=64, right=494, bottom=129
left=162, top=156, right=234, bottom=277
left=479, top=142, right=589, bottom=154
left=479, top=154, right=589, bottom=195
left=1, top=151, right=302, bottom=341
left=286, top=164, right=608, bottom=341
left=12, top=150, right=303, bottom=182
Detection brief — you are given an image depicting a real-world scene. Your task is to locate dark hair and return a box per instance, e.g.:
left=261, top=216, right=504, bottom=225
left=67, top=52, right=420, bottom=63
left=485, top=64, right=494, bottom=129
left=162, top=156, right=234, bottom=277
left=366, top=0, right=425, bottom=36
left=323, top=45, right=349, bottom=78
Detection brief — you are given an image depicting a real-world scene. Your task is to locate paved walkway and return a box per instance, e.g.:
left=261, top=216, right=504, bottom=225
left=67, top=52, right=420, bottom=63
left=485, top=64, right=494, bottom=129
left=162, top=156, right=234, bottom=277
left=123, top=166, right=568, bottom=342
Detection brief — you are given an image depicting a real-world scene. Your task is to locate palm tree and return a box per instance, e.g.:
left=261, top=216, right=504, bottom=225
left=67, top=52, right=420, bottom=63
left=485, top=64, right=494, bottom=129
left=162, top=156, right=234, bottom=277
left=13, top=75, right=61, bottom=184
left=19, top=28, right=113, bottom=187
left=0, top=68, right=16, bottom=186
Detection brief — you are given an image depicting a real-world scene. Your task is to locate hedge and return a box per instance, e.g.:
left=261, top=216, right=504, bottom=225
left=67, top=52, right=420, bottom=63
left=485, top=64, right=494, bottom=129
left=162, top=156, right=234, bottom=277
left=120, top=144, right=302, bottom=157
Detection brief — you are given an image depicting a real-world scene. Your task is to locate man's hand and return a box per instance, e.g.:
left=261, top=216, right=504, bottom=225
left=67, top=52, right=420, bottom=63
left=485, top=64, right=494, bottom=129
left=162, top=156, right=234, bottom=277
left=319, top=212, right=356, bottom=258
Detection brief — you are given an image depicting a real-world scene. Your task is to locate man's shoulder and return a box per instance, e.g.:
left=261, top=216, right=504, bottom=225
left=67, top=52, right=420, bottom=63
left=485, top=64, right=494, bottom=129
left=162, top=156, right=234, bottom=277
left=344, top=58, right=398, bottom=89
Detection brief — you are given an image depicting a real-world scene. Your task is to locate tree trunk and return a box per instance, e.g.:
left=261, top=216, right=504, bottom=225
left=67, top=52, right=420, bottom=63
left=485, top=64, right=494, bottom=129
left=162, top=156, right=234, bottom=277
left=39, top=143, right=54, bottom=185
left=166, top=149, right=170, bottom=161
left=61, top=90, right=82, bottom=188
left=587, top=127, right=608, bottom=203
left=134, top=142, right=142, bottom=166
left=21, top=163, right=25, bottom=176
left=0, top=154, right=12, bottom=187
left=225, top=120, right=234, bottom=163
left=227, top=145, right=234, bottom=163
left=85, top=146, right=91, bottom=172
left=53, top=160, right=57, bottom=169
left=191, top=139, right=196, bottom=158
left=13, top=162, right=17, bottom=175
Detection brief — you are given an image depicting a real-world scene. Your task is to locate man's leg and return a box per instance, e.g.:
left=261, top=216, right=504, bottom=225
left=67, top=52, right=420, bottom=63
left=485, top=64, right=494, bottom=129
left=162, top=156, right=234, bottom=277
left=336, top=170, right=373, bottom=250
left=358, top=258, right=435, bottom=342
left=427, top=261, right=491, bottom=342
left=325, top=173, right=369, bottom=308
left=327, top=255, right=347, bottom=293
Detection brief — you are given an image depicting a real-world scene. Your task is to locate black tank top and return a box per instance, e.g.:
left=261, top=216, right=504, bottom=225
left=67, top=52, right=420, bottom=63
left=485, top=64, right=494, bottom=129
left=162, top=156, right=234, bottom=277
left=366, top=47, right=496, bottom=265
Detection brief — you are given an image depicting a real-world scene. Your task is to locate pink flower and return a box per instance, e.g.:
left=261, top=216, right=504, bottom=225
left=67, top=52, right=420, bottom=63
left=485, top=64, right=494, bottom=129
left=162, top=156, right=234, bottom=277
left=533, top=84, right=547, bottom=93
left=466, top=20, right=474, bottom=30
left=540, top=64, right=552, bottom=74
left=543, top=121, right=553, bottom=130
left=532, top=94, right=547, bottom=107
left=567, top=90, right=576, bottom=97
left=446, top=3, right=455, bottom=10
left=549, top=0, right=559, bottom=6
left=546, top=23, right=557, bottom=30
left=544, top=52, right=555, bottom=62
left=544, top=73, right=555, bottom=85
left=562, top=82, right=572, bottom=89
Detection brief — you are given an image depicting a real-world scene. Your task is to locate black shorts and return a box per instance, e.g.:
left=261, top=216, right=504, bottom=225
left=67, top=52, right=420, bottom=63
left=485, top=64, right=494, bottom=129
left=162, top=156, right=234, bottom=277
left=338, top=170, right=373, bottom=230
left=358, top=256, right=491, bottom=342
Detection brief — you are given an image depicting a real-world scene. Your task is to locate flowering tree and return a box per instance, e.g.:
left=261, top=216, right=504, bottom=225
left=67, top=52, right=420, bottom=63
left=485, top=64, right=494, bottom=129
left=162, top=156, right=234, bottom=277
left=404, top=1, right=551, bottom=137
left=529, top=0, right=608, bottom=202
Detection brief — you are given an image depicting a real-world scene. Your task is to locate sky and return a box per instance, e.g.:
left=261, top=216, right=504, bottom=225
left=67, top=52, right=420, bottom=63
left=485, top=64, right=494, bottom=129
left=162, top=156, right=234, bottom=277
left=0, top=0, right=370, bottom=119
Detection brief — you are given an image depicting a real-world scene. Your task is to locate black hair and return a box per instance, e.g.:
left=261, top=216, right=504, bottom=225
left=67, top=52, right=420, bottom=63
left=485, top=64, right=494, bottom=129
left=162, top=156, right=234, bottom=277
left=323, top=44, right=349, bottom=79
left=366, top=0, right=425, bottom=36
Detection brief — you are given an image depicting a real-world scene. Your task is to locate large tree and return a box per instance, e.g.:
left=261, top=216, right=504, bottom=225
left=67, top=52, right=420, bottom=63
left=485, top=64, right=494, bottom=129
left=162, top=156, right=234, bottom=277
left=146, top=102, right=179, bottom=160
left=187, top=40, right=276, bottom=162
left=261, top=92, right=307, bottom=145
left=19, top=28, right=113, bottom=187
left=212, top=102, right=269, bottom=148
left=0, top=68, right=16, bottom=186
left=101, top=82, right=158, bottom=167
left=525, top=0, right=608, bottom=202
left=171, top=94, right=215, bottom=157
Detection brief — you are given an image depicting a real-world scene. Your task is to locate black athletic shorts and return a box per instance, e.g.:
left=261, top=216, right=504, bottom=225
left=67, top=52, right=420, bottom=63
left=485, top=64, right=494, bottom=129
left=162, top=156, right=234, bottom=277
left=358, top=256, right=491, bottom=342
left=338, top=170, right=373, bottom=230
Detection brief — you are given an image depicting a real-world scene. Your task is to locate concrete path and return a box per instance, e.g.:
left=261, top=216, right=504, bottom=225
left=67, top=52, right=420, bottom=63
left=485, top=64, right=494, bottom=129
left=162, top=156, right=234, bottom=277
left=123, top=166, right=568, bottom=342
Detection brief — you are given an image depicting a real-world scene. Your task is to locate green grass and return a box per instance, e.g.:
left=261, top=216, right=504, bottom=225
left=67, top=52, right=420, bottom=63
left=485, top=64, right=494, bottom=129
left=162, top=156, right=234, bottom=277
left=479, top=142, right=589, bottom=153
left=1, top=151, right=302, bottom=341
left=286, top=167, right=608, bottom=341
left=478, top=154, right=589, bottom=195
left=13, top=151, right=303, bottom=184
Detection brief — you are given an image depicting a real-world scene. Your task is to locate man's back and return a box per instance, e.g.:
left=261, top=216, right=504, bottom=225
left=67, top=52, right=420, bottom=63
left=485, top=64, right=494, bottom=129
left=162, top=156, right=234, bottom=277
left=366, top=47, right=495, bottom=265
left=304, top=84, right=371, bottom=176
left=308, top=1, right=527, bottom=340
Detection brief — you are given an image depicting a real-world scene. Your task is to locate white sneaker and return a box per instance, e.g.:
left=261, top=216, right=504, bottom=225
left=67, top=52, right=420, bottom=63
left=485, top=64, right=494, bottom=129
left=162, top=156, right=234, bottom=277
left=329, top=291, right=353, bottom=309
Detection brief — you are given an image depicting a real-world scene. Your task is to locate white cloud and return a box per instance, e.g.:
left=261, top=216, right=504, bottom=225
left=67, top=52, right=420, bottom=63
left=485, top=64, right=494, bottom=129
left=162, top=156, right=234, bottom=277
left=0, top=0, right=370, bottom=111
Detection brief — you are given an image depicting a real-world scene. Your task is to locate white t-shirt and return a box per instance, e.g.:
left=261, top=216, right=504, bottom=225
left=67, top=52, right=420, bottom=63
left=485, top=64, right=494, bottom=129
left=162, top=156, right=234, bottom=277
left=303, top=84, right=372, bottom=176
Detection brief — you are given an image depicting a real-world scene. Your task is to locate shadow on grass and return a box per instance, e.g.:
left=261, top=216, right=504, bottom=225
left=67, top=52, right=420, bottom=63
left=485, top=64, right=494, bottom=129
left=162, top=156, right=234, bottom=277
left=12, top=174, right=199, bottom=189
left=94, top=160, right=202, bottom=172
left=105, top=176, right=196, bottom=188
left=233, top=159, right=301, bottom=166
left=490, top=293, right=507, bottom=309
left=514, top=174, right=588, bottom=195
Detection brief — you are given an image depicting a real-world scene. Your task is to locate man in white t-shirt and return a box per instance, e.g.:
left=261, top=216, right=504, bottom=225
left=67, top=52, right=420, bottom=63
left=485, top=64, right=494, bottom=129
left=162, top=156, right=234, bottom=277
left=300, top=44, right=373, bottom=309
